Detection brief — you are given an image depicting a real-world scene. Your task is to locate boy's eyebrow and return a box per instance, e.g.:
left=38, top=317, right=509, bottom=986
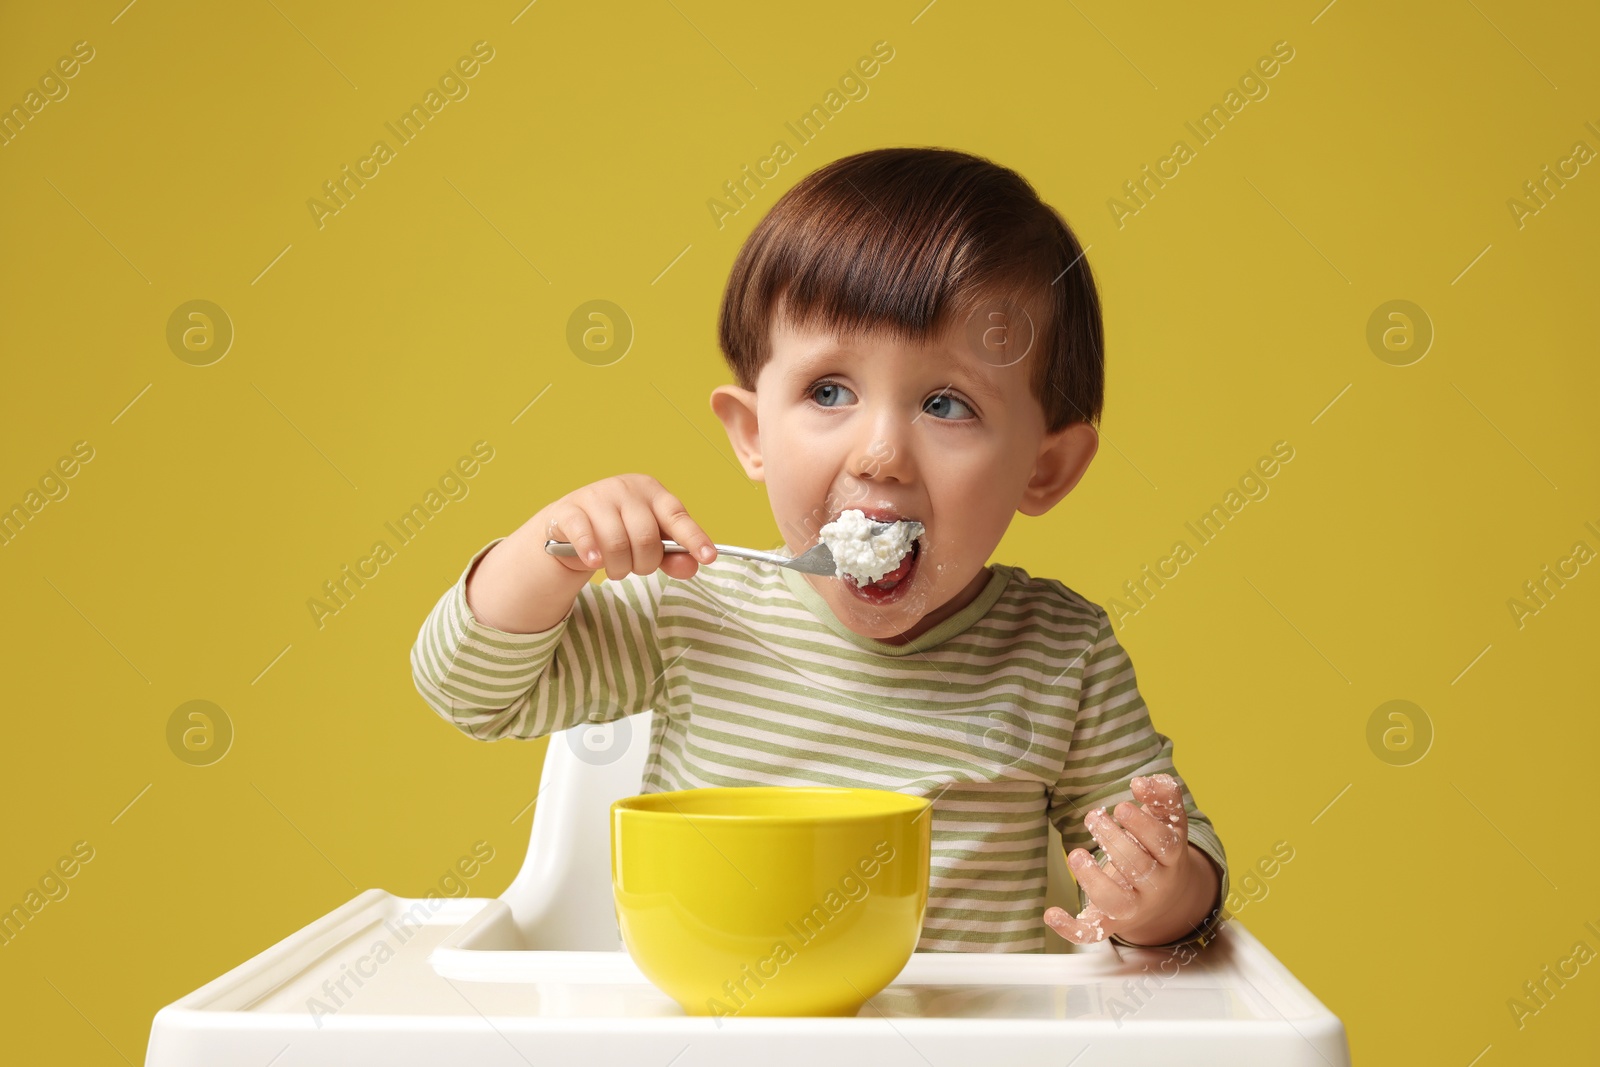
left=938, top=360, right=1007, bottom=406
left=781, top=344, right=846, bottom=380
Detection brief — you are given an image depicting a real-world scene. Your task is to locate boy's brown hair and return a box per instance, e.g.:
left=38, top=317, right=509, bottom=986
left=717, top=146, right=1104, bottom=432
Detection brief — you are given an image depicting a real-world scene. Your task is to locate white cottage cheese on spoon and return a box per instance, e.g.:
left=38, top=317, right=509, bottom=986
left=818, top=509, right=925, bottom=586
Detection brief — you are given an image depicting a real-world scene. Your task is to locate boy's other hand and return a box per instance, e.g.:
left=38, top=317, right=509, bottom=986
left=1044, top=773, right=1199, bottom=946
left=539, top=474, right=717, bottom=581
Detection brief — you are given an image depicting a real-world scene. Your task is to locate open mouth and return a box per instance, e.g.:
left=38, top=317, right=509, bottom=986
left=845, top=536, right=922, bottom=605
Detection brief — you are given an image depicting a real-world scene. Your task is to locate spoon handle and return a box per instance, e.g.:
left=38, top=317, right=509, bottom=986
left=543, top=539, right=786, bottom=565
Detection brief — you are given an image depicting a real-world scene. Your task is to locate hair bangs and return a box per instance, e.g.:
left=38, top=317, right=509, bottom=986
left=718, top=147, right=1102, bottom=431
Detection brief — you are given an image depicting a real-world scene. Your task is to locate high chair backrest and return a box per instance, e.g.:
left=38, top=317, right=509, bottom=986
left=498, top=710, right=1081, bottom=953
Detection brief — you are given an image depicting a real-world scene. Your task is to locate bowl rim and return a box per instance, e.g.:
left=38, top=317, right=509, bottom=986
left=612, top=785, right=932, bottom=823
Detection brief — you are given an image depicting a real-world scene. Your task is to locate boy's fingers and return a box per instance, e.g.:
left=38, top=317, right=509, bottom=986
left=657, top=536, right=703, bottom=579
left=1066, top=848, right=1136, bottom=918
left=652, top=492, right=716, bottom=563
left=1114, top=799, right=1185, bottom=866
left=1044, top=904, right=1109, bottom=944
left=658, top=552, right=701, bottom=580
left=619, top=498, right=665, bottom=576
left=590, top=504, right=635, bottom=580
left=1086, top=807, right=1158, bottom=888
left=1132, top=775, right=1188, bottom=848
left=551, top=508, right=602, bottom=569
left=1133, top=774, right=1186, bottom=824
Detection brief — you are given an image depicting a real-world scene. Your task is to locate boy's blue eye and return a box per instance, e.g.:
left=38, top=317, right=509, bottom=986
left=810, top=381, right=855, bottom=407
left=923, top=391, right=975, bottom=420
left=808, top=381, right=977, bottom=420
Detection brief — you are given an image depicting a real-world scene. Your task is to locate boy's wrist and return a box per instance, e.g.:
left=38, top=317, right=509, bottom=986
left=465, top=517, right=591, bottom=634
left=1112, top=844, right=1222, bottom=947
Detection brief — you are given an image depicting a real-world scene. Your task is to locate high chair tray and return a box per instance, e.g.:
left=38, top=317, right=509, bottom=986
left=145, top=888, right=1349, bottom=1066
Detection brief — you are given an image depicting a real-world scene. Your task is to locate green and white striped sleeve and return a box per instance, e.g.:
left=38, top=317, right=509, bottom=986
left=410, top=537, right=670, bottom=742
left=1046, top=605, right=1230, bottom=948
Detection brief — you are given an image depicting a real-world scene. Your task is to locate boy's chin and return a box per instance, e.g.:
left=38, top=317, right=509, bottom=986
left=816, top=578, right=935, bottom=640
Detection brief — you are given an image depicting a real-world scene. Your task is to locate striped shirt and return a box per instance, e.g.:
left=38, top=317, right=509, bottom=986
left=411, top=537, right=1229, bottom=953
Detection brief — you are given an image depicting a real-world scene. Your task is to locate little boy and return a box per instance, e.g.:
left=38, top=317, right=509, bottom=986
left=411, top=146, right=1228, bottom=953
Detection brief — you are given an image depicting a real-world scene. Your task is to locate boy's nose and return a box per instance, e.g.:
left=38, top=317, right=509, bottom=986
left=844, top=396, right=926, bottom=484
left=851, top=429, right=911, bottom=483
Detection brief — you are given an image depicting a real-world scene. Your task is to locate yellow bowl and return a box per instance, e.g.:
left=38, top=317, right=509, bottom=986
left=611, top=785, right=931, bottom=1019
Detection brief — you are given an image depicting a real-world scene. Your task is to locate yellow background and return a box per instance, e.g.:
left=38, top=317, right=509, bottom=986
left=2, top=0, right=1596, bottom=1062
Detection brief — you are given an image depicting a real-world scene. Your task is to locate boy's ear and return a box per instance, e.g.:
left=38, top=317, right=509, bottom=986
left=1017, top=421, right=1098, bottom=517
left=709, top=384, right=765, bottom=482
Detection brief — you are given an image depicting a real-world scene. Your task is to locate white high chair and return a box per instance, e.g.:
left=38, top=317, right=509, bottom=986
left=145, top=710, right=1351, bottom=1066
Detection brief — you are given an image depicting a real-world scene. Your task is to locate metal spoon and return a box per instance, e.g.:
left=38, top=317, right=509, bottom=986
left=543, top=520, right=918, bottom=578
